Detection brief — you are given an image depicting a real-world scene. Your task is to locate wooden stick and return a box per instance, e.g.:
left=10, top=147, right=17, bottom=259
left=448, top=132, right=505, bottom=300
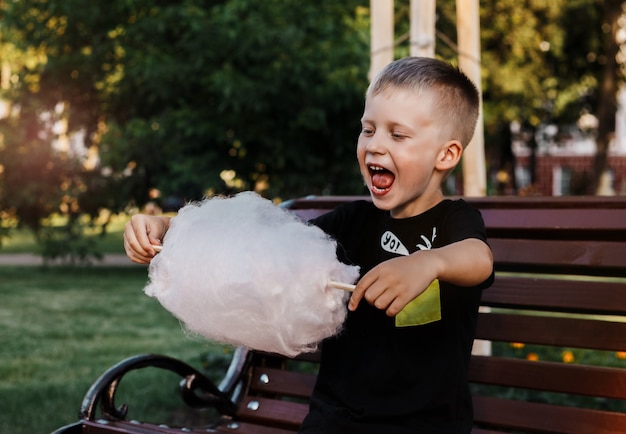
left=328, top=280, right=356, bottom=292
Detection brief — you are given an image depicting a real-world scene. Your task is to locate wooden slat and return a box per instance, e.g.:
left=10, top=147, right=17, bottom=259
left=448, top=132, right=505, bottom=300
left=469, top=356, right=626, bottom=399
left=490, top=238, right=626, bottom=274
left=288, top=195, right=626, bottom=211
left=248, top=367, right=316, bottom=399
left=466, top=195, right=626, bottom=210
left=81, top=420, right=298, bottom=434
left=214, top=421, right=297, bottom=434
left=472, top=395, right=626, bottom=434
left=236, top=397, right=308, bottom=430
left=482, top=276, right=626, bottom=314
left=81, top=420, right=205, bottom=433
left=80, top=418, right=301, bottom=434
left=475, top=312, right=626, bottom=351
left=480, top=208, right=626, bottom=236
left=284, top=196, right=369, bottom=210
left=470, top=429, right=506, bottom=434
left=289, top=209, right=330, bottom=222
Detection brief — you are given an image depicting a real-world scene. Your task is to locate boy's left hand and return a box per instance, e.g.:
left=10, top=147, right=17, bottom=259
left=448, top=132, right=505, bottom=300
left=348, top=253, right=438, bottom=317
left=348, top=238, right=493, bottom=317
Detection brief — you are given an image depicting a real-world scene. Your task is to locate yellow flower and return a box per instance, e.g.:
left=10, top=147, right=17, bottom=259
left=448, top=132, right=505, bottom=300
left=562, top=351, right=575, bottom=363
left=616, top=351, right=626, bottom=360
left=510, top=342, right=525, bottom=349
left=526, top=353, right=539, bottom=361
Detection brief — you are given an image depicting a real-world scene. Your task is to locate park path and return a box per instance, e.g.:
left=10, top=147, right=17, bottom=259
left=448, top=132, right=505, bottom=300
left=0, top=253, right=140, bottom=266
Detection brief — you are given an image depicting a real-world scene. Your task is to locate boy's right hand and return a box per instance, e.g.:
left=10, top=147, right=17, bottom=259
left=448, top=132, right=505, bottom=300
left=124, top=214, right=171, bottom=264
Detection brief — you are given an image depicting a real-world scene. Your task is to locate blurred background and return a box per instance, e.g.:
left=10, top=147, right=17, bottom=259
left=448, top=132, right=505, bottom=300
left=1, top=2, right=626, bottom=431
left=1, top=0, right=626, bottom=260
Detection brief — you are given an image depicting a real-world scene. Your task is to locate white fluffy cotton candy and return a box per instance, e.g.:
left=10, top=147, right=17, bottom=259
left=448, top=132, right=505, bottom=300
left=144, top=191, right=360, bottom=357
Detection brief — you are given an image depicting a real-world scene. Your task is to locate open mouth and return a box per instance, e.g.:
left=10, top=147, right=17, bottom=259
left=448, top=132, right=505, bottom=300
left=368, top=165, right=395, bottom=193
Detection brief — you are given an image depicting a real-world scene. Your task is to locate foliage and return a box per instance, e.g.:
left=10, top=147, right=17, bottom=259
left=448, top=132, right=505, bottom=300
left=2, top=0, right=370, bottom=205
left=0, top=212, right=127, bottom=254
left=1, top=0, right=624, bottom=253
left=0, top=0, right=370, bottom=256
left=38, top=218, right=104, bottom=265
left=390, top=0, right=605, bottom=128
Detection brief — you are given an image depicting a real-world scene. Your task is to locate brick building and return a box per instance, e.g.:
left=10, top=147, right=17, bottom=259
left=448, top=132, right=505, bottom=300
left=509, top=125, right=626, bottom=196
left=514, top=137, right=626, bottom=196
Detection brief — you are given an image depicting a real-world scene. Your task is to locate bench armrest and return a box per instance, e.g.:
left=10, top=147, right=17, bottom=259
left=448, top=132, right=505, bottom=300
left=79, top=354, right=239, bottom=421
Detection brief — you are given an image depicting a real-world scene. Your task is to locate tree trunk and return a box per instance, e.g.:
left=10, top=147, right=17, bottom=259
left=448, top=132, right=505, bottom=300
left=592, top=0, right=622, bottom=194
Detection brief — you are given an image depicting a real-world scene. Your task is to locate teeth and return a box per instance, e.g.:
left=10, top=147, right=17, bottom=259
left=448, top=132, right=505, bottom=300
left=369, top=165, right=385, bottom=172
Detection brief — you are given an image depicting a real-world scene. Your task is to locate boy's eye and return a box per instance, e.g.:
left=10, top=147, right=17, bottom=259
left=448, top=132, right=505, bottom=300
left=361, top=127, right=374, bottom=136
left=392, top=132, right=406, bottom=140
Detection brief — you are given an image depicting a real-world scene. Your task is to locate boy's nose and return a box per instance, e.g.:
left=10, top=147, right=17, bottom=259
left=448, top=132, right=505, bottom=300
left=365, top=134, right=385, bottom=154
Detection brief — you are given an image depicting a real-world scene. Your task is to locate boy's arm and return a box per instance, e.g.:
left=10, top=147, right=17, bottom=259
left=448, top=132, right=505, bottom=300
left=348, top=238, right=493, bottom=317
left=124, top=214, right=172, bottom=264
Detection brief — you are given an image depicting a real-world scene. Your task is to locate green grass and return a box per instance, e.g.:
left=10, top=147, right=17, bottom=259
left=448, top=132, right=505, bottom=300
left=0, top=213, right=128, bottom=255
left=0, top=266, right=231, bottom=434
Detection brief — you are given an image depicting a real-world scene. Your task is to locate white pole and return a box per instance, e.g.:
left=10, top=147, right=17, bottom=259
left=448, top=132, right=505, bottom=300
left=457, top=0, right=486, bottom=197
left=370, top=0, right=395, bottom=79
left=457, top=0, right=490, bottom=357
left=410, top=0, right=436, bottom=58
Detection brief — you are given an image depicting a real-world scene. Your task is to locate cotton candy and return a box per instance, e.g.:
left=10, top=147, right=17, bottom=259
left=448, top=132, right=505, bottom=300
left=144, top=191, right=360, bottom=357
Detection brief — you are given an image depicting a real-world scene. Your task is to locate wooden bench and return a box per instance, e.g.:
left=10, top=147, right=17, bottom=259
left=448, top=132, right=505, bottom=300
left=53, top=196, right=626, bottom=434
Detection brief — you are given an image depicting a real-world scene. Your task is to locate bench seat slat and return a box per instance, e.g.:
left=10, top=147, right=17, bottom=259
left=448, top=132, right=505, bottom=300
left=81, top=420, right=207, bottom=433
left=472, top=395, right=626, bottom=434
left=469, top=429, right=508, bottom=434
left=82, top=421, right=164, bottom=434
left=469, top=355, right=626, bottom=399
left=248, top=367, right=316, bottom=399
left=475, top=312, right=626, bottom=351
left=481, top=276, right=626, bottom=314
left=80, top=420, right=299, bottom=434
left=236, top=397, right=308, bottom=430
left=214, top=421, right=297, bottom=434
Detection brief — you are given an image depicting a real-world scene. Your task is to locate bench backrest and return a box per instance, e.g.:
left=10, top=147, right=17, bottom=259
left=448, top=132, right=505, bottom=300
left=231, top=196, right=626, bottom=434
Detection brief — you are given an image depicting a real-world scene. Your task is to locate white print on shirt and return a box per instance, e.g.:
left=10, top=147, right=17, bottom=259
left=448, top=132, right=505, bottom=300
left=380, top=227, right=437, bottom=256
left=416, top=227, right=437, bottom=251
left=381, top=231, right=410, bottom=256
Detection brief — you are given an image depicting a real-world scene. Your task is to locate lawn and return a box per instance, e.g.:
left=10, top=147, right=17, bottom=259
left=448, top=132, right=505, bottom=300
left=0, top=265, right=231, bottom=434
left=0, top=212, right=129, bottom=255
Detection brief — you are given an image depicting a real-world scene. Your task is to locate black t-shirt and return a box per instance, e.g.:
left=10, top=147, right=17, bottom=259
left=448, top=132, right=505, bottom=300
left=299, top=199, right=494, bottom=434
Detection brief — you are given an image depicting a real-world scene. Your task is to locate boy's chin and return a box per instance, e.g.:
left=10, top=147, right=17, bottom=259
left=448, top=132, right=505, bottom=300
left=369, top=191, right=395, bottom=210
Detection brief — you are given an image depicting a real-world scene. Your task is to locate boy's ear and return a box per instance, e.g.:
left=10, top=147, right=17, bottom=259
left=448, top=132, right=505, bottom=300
left=435, top=140, right=463, bottom=171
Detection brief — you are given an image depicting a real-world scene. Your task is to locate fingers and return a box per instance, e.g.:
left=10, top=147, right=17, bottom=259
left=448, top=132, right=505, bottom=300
left=123, top=235, right=154, bottom=264
left=348, top=258, right=420, bottom=317
left=123, top=215, right=167, bottom=264
left=348, top=274, right=372, bottom=311
left=349, top=269, right=402, bottom=316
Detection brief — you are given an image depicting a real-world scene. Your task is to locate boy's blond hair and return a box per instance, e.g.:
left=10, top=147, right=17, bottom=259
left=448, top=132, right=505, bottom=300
left=367, top=57, right=480, bottom=148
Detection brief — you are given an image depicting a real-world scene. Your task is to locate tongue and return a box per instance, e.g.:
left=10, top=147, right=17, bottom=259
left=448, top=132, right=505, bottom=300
left=372, top=172, right=394, bottom=189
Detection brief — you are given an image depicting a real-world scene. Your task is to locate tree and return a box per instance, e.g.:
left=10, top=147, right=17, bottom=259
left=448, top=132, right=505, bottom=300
left=0, top=0, right=370, bottom=258
left=2, top=0, right=370, bottom=205
left=591, top=0, right=623, bottom=194
left=433, top=0, right=622, bottom=194
left=2, top=0, right=624, bottom=260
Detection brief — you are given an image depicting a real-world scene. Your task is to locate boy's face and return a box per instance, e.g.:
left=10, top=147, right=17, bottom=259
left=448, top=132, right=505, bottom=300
left=357, top=88, right=452, bottom=218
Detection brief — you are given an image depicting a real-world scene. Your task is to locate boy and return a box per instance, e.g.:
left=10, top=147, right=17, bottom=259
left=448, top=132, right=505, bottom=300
left=124, top=57, right=494, bottom=433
